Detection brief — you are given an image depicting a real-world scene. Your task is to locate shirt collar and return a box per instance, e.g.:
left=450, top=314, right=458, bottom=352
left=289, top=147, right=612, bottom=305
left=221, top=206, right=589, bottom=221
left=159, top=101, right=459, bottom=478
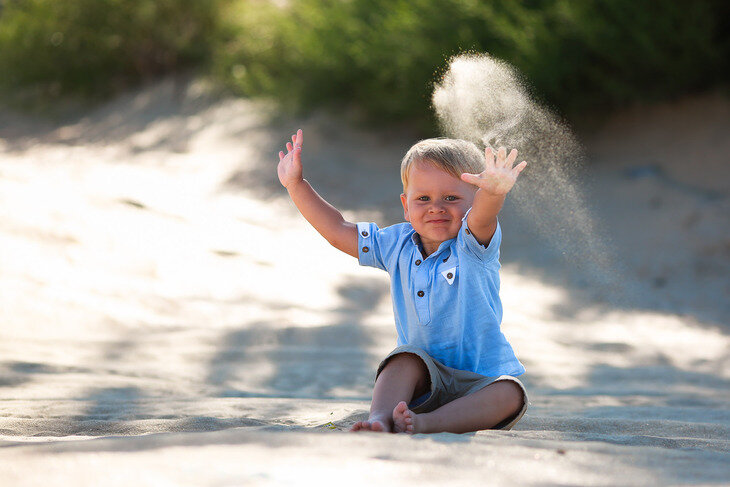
left=410, top=231, right=455, bottom=260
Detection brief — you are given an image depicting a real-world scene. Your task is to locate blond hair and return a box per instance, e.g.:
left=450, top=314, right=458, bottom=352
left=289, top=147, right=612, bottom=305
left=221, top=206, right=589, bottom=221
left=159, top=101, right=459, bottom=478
left=401, top=138, right=484, bottom=191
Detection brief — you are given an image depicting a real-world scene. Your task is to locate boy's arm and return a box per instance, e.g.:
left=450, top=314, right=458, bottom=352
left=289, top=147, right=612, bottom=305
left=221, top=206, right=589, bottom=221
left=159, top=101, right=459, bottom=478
left=277, top=129, right=358, bottom=258
left=460, top=146, right=527, bottom=247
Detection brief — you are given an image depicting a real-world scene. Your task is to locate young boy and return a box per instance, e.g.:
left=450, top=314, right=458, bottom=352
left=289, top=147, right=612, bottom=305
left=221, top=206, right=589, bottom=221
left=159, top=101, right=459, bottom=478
left=277, top=129, right=528, bottom=434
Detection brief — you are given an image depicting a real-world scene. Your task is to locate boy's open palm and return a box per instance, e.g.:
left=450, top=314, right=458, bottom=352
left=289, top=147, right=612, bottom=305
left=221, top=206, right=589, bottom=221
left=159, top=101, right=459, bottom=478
left=277, top=129, right=304, bottom=188
left=461, top=146, right=527, bottom=195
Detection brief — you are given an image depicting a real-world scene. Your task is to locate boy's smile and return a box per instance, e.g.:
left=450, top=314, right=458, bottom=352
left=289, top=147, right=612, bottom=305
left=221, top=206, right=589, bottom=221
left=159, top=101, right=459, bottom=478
left=400, top=160, right=476, bottom=256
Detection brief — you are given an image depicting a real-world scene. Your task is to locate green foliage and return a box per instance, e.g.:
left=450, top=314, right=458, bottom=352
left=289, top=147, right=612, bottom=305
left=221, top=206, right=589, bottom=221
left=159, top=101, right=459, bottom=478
left=0, top=0, right=223, bottom=105
left=213, top=0, right=729, bottom=122
left=1, top=0, right=727, bottom=119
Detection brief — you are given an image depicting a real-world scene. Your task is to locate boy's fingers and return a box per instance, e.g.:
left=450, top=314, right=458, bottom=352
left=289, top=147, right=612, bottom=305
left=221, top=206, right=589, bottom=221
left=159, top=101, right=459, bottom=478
left=506, top=149, right=518, bottom=168
left=485, top=147, right=494, bottom=167
left=293, top=130, right=303, bottom=161
left=497, top=147, right=507, bottom=167
left=460, top=172, right=479, bottom=184
left=513, top=161, right=527, bottom=175
left=279, top=151, right=284, bottom=160
left=286, top=142, right=293, bottom=152
left=292, top=129, right=304, bottom=151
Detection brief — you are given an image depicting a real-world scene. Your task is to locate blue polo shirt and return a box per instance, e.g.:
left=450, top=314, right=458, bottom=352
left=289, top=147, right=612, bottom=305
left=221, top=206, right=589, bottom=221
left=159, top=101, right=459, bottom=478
left=357, top=211, right=525, bottom=377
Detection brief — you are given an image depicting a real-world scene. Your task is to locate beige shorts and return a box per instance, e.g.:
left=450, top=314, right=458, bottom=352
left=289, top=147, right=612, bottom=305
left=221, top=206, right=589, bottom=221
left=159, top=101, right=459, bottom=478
left=376, top=345, right=529, bottom=430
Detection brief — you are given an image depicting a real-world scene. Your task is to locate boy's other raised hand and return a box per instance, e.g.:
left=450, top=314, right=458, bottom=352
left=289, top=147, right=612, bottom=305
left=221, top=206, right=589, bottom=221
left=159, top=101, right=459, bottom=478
left=460, top=146, right=527, bottom=196
left=277, top=129, right=304, bottom=189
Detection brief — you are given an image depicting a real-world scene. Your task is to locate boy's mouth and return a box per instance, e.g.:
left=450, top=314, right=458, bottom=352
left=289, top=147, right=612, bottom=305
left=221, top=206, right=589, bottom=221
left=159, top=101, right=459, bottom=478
left=427, top=219, right=450, bottom=224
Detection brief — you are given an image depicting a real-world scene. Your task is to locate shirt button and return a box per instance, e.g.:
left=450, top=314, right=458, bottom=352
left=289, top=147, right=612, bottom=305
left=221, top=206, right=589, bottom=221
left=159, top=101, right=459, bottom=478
left=362, top=246, right=369, bottom=253
left=417, top=291, right=424, bottom=297
left=361, top=231, right=369, bottom=237
left=447, top=272, right=453, bottom=279
left=415, top=259, right=421, bottom=266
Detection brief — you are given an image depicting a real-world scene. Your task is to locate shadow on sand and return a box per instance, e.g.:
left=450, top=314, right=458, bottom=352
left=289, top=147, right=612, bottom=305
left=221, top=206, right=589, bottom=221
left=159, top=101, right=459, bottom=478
left=205, top=277, right=388, bottom=401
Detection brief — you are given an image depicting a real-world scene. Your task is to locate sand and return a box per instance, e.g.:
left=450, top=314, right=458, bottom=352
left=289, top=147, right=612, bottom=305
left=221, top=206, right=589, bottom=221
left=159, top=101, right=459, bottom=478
left=0, top=78, right=728, bottom=486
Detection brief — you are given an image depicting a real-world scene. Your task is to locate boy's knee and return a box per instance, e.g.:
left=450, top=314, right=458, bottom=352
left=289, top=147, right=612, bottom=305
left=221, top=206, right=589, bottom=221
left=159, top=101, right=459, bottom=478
left=386, top=352, right=426, bottom=372
left=383, top=353, right=430, bottom=392
left=494, top=380, right=524, bottom=415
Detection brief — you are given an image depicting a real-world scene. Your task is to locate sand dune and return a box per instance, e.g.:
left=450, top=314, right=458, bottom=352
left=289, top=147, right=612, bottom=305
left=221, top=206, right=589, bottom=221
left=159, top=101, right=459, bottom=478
left=0, top=78, right=728, bottom=485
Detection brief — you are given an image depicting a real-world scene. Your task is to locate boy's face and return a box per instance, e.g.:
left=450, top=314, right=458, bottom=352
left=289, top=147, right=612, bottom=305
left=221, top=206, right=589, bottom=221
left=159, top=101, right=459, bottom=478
left=400, top=160, right=476, bottom=254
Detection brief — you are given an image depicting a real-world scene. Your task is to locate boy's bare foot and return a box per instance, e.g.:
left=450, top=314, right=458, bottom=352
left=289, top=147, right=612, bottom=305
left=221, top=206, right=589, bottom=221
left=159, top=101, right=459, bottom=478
left=393, top=401, right=421, bottom=434
left=350, top=415, right=391, bottom=432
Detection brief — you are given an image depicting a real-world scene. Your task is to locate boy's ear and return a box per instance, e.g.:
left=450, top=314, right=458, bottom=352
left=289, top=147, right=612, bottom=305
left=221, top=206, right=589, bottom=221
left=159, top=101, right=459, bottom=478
left=400, top=193, right=410, bottom=222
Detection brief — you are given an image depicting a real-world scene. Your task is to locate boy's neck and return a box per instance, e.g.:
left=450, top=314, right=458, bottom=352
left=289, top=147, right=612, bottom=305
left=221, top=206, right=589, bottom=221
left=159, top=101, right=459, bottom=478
left=415, top=233, right=443, bottom=258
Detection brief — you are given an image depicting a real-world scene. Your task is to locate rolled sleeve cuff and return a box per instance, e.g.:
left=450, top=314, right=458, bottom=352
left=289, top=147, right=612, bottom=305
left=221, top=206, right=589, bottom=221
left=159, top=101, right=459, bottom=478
left=357, top=222, right=382, bottom=269
left=458, top=209, right=501, bottom=264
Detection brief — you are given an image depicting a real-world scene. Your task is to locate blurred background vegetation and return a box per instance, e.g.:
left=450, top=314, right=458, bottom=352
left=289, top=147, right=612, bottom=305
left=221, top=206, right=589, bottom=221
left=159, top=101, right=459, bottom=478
left=1, top=0, right=728, bottom=124
left=0, top=0, right=220, bottom=106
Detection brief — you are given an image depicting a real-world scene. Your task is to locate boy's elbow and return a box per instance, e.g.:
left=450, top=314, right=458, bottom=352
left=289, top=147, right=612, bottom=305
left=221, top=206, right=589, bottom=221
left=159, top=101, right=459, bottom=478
left=326, top=222, right=358, bottom=257
left=325, top=237, right=356, bottom=258
left=324, top=234, right=343, bottom=249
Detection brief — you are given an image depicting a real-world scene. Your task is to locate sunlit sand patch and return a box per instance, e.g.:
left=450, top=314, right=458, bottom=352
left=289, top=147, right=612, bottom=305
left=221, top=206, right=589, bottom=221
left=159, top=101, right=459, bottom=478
left=1, top=78, right=727, bottom=485
left=501, top=269, right=730, bottom=390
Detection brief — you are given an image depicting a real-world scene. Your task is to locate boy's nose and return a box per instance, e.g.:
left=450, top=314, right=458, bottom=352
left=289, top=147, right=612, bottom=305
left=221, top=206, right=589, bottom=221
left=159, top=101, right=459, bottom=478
left=429, top=204, right=446, bottom=213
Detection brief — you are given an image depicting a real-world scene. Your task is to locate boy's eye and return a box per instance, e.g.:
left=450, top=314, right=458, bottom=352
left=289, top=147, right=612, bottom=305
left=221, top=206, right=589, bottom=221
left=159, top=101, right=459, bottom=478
left=444, top=195, right=458, bottom=202
left=417, top=196, right=430, bottom=201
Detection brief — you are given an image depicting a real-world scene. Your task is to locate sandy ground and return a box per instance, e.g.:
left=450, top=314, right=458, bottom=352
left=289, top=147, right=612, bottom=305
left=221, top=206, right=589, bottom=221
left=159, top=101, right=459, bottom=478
left=0, top=78, right=728, bottom=486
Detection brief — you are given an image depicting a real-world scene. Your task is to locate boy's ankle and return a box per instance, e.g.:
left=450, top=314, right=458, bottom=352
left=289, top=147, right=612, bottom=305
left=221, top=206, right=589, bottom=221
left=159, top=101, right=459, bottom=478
left=368, top=413, right=392, bottom=427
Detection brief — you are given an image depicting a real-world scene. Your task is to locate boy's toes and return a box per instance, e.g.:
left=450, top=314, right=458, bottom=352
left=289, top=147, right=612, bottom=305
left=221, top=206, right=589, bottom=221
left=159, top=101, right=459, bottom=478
left=370, top=420, right=385, bottom=432
left=393, top=401, right=419, bottom=434
left=351, top=419, right=391, bottom=433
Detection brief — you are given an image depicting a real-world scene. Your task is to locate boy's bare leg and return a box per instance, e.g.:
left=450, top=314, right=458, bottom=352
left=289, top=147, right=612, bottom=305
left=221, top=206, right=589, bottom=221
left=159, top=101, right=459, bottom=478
left=392, top=380, right=523, bottom=434
left=350, top=353, right=430, bottom=432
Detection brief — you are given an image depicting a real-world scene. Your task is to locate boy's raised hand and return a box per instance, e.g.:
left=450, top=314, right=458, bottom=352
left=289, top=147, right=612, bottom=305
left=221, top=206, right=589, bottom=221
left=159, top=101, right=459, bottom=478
left=277, top=129, right=304, bottom=189
left=460, top=146, right=527, bottom=195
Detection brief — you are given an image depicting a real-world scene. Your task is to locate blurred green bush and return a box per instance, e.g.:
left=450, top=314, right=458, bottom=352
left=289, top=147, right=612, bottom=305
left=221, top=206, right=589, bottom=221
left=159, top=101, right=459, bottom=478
left=1, top=0, right=728, bottom=120
left=0, top=0, right=222, bottom=106
left=213, top=0, right=729, bottom=123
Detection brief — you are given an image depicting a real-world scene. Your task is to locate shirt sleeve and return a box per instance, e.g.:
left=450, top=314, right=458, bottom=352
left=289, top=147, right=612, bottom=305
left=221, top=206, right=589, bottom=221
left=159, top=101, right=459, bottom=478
left=356, top=222, right=386, bottom=270
left=456, top=208, right=502, bottom=266
left=356, top=222, right=407, bottom=272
